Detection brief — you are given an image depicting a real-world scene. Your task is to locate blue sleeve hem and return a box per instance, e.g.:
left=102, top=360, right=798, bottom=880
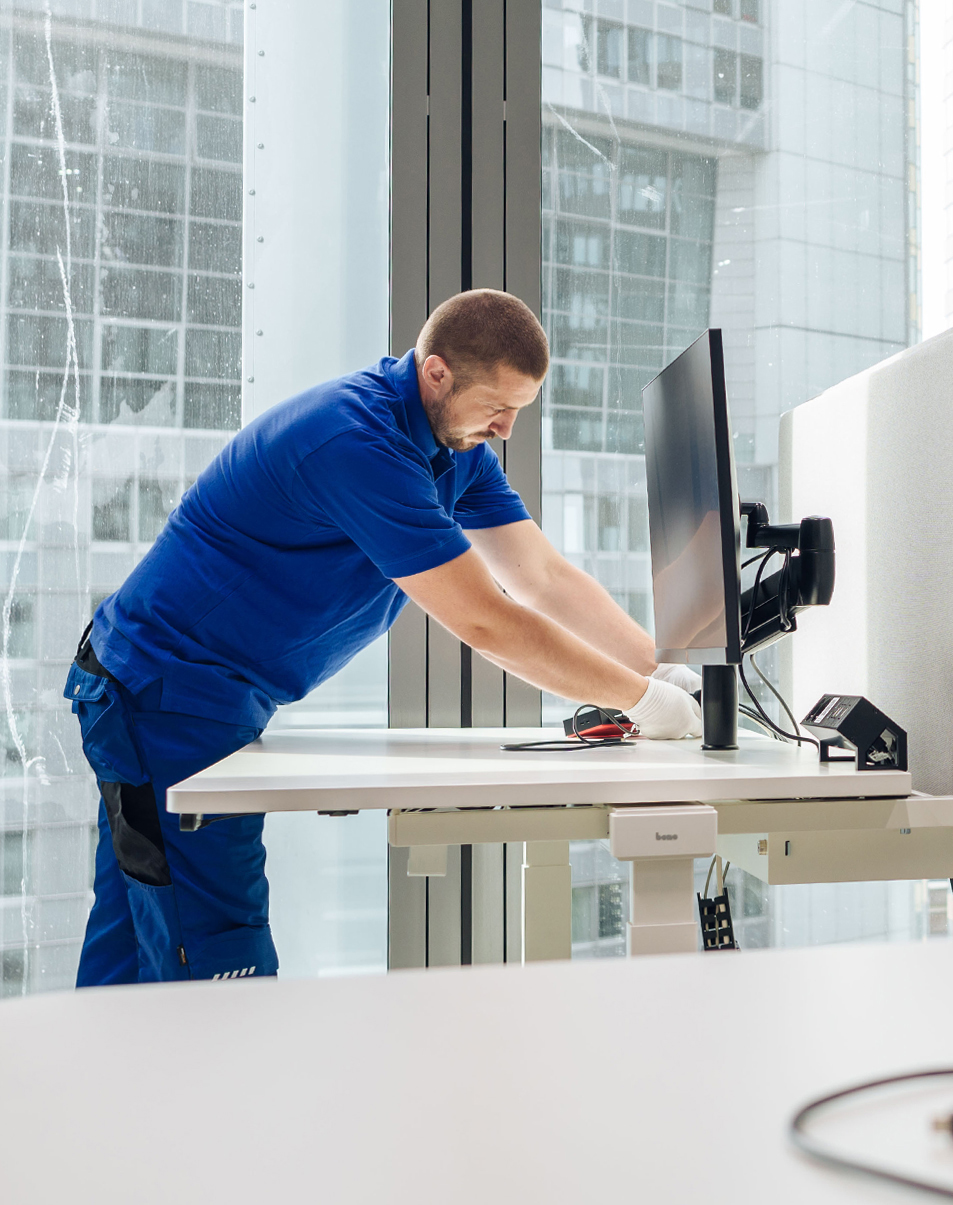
left=377, top=530, right=472, bottom=578
left=456, top=503, right=532, bottom=531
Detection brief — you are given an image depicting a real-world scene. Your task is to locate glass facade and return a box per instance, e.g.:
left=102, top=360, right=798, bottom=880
left=540, top=0, right=934, bottom=957
left=0, top=0, right=390, bottom=994
left=0, top=0, right=938, bottom=989
left=0, top=3, right=243, bottom=995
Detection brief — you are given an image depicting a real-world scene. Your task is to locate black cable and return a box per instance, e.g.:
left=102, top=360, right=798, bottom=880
left=501, top=704, right=638, bottom=752
left=739, top=658, right=819, bottom=749
left=742, top=547, right=779, bottom=646
left=738, top=704, right=784, bottom=741
left=790, top=1068, right=953, bottom=1199
left=750, top=651, right=803, bottom=743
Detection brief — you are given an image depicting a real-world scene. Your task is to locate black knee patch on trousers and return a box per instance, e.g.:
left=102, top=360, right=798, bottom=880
left=100, top=781, right=172, bottom=888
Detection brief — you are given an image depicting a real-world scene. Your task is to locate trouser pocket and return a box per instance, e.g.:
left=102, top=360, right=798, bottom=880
left=186, top=924, right=279, bottom=981
left=121, top=874, right=189, bottom=982
left=65, top=662, right=149, bottom=786
left=101, top=780, right=172, bottom=888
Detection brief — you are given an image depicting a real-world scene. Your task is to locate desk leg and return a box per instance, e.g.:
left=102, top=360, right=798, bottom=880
left=522, top=840, right=572, bottom=963
left=627, top=857, right=698, bottom=956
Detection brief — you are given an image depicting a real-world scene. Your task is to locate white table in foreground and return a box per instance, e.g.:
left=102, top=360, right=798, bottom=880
left=3, top=940, right=953, bottom=1203
left=167, top=728, right=917, bottom=959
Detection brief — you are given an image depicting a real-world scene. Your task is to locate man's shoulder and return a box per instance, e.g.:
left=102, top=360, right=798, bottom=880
left=259, top=357, right=404, bottom=448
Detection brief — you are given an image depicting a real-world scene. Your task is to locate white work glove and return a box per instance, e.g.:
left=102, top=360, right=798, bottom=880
left=651, top=663, right=702, bottom=696
left=630, top=676, right=703, bottom=740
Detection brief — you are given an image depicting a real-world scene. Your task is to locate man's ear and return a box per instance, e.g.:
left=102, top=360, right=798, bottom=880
left=421, top=355, right=453, bottom=398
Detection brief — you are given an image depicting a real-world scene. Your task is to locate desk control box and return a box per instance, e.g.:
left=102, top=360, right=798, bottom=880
left=802, top=694, right=908, bottom=772
left=609, top=805, right=718, bottom=861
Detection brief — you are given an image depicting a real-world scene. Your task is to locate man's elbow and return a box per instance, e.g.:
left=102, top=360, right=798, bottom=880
left=454, top=617, right=507, bottom=656
left=516, top=554, right=572, bottom=614
left=450, top=601, right=523, bottom=659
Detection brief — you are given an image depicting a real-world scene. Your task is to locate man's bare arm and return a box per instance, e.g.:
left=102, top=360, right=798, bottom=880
left=394, top=548, right=650, bottom=712
left=465, top=520, right=657, bottom=674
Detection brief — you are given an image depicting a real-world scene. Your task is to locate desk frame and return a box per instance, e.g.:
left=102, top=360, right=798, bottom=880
left=166, top=727, right=933, bottom=970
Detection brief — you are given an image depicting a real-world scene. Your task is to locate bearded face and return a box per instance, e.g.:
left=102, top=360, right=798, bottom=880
left=419, top=364, right=542, bottom=452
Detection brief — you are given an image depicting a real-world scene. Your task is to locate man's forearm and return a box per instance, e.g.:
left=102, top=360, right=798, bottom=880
left=394, top=546, right=649, bottom=709
left=468, top=600, right=650, bottom=710
left=531, top=559, right=657, bottom=675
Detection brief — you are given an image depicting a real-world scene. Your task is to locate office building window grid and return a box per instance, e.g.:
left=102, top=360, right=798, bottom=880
left=542, top=127, right=717, bottom=460
left=3, top=32, right=243, bottom=429
left=582, top=10, right=762, bottom=107
left=551, top=1, right=767, bottom=148
left=0, top=11, right=239, bottom=996
left=544, top=0, right=928, bottom=955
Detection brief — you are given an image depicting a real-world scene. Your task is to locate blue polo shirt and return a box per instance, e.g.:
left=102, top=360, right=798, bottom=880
left=90, top=350, right=531, bottom=727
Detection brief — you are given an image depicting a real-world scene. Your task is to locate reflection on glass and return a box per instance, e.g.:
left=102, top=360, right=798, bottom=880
left=543, top=1, right=931, bottom=953
left=0, top=0, right=391, bottom=994
left=0, top=1, right=243, bottom=996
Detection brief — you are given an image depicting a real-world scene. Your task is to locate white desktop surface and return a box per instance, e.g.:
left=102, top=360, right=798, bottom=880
left=2, top=941, right=952, bottom=1203
left=166, top=727, right=912, bottom=814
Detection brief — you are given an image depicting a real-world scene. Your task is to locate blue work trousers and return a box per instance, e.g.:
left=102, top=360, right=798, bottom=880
left=66, top=660, right=278, bottom=986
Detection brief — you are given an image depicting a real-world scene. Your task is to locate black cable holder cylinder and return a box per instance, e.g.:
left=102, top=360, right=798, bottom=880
left=702, top=664, right=739, bottom=750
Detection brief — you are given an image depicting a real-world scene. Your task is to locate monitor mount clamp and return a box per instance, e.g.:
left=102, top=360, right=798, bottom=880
left=702, top=504, right=836, bottom=751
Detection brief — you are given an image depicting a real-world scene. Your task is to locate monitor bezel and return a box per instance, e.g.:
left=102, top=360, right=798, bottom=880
left=643, top=328, right=743, bottom=666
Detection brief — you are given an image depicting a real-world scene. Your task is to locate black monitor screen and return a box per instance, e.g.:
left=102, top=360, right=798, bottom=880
left=642, top=329, right=741, bottom=664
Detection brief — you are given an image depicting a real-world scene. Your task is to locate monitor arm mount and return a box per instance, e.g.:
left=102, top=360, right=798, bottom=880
left=739, top=502, right=835, bottom=655
left=702, top=504, right=835, bottom=752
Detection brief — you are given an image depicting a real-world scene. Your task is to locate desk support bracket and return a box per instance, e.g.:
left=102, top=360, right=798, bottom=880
left=610, top=805, right=718, bottom=956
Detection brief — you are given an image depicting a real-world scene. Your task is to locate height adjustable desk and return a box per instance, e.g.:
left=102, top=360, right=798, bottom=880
left=166, top=728, right=953, bottom=960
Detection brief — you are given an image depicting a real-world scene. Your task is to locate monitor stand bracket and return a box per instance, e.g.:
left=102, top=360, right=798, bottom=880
left=702, top=664, right=738, bottom=750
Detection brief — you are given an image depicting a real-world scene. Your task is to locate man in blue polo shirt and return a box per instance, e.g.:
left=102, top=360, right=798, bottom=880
left=66, top=289, right=701, bottom=986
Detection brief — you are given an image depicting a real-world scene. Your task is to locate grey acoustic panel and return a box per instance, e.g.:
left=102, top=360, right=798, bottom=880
left=504, top=0, right=542, bottom=315
left=504, top=841, right=524, bottom=962
left=427, top=617, right=463, bottom=727
left=781, top=329, right=953, bottom=796
left=428, top=0, right=463, bottom=308
left=388, top=845, right=427, bottom=968
left=427, top=844, right=462, bottom=965
left=501, top=0, right=543, bottom=726
left=472, top=842, right=505, bottom=963
left=471, top=0, right=505, bottom=290
left=472, top=651, right=505, bottom=726
left=389, top=604, right=427, bottom=728
left=505, top=672, right=542, bottom=727
left=391, top=0, right=429, bottom=354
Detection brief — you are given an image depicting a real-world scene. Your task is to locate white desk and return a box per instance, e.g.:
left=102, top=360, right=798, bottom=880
left=2, top=940, right=953, bottom=1203
left=166, top=727, right=912, bottom=815
left=165, top=728, right=928, bottom=960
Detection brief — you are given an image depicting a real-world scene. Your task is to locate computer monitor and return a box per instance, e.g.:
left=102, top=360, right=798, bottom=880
left=642, top=329, right=835, bottom=749
left=642, top=328, right=742, bottom=666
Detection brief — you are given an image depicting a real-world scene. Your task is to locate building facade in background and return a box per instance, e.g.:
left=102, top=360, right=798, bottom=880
left=0, top=0, right=242, bottom=993
left=542, top=0, right=916, bottom=635
left=537, top=0, right=930, bottom=954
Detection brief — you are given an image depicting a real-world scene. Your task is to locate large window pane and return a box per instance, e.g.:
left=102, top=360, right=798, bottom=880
left=543, top=0, right=934, bottom=957
left=0, top=3, right=243, bottom=996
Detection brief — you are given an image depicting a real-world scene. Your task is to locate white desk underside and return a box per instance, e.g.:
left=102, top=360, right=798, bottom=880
left=2, top=941, right=952, bottom=1203
left=166, top=728, right=912, bottom=814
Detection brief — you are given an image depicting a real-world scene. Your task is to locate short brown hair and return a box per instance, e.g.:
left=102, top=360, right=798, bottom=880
left=415, top=289, right=549, bottom=387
